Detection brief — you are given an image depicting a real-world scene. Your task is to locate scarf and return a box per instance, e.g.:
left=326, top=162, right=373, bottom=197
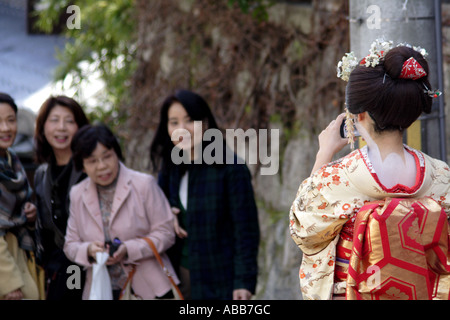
left=0, top=149, right=34, bottom=251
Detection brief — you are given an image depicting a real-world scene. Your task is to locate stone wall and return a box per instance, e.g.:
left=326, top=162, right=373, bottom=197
left=124, top=0, right=348, bottom=300
left=123, top=1, right=450, bottom=300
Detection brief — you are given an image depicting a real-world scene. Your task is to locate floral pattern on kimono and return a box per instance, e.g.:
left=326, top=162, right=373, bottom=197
left=289, top=145, right=450, bottom=300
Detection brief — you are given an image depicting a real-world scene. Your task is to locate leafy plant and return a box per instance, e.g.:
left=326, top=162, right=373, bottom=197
left=32, top=0, right=275, bottom=128
left=33, top=0, right=137, bottom=127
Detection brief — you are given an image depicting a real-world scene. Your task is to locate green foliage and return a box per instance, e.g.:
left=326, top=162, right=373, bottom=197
left=33, top=0, right=137, bottom=127
left=32, top=0, right=273, bottom=128
left=227, top=0, right=275, bottom=21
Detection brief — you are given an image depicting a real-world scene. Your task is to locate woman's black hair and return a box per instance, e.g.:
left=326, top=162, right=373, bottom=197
left=150, top=89, right=220, bottom=172
left=71, top=124, right=123, bottom=171
left=0, top=92, right=18, bottom=113
left=346, top=46, right=433, bottom=132
left=34, top=95, right=89, bottom=164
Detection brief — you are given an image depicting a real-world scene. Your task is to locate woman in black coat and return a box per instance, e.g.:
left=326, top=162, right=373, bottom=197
left=150, top=90, right=260, bottom=300
left=33, top=96, right=89, bottom=300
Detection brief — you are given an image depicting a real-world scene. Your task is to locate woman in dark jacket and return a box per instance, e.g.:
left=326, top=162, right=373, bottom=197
left=33, top=96, right=89, bottom=300
left=150, top=89, right=260, bottom=300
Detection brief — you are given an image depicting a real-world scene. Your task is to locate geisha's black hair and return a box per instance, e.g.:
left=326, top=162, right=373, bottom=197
left=346, top=46, right=433, bottom=132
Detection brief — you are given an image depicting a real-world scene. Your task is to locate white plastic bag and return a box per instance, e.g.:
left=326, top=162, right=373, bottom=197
left=89, top=252, right=113, bottom=300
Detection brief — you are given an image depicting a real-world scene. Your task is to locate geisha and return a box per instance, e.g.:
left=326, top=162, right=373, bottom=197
left=289, top=40, right=450, bottom=300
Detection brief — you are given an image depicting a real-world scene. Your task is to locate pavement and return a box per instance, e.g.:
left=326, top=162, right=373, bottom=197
left=0, top=0, right=66, bottom=114
left=0, top=0, right=67, bottom=163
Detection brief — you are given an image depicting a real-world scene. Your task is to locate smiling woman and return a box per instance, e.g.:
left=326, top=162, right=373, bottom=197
left=150, top=90, right=260, bottom=300
left=82, top=144, right=120, bottom=186
left=33, top=95, right=90, bottom=300
left=0, top=102, right=17, bottom=154
left=43, top=105, right=80, bottom=165
left=71, top=124, right=123, bottom=187
left=0, top=93, right=40, bottom=300
left=65, top=124, right=179, bottom=300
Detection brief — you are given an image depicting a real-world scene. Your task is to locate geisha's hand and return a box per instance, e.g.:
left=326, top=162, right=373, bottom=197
left=311, top=113, right=348, bottom=174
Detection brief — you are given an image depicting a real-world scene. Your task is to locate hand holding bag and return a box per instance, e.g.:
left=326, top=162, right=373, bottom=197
left=89, top=252, right=113, bottom=300
left=119, top=237, right=184, bottom=300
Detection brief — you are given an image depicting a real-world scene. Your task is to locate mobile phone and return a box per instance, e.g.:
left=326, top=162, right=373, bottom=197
left=340, top=119, right=360, bottom=139
left=108, top=237, right=122, bottom=256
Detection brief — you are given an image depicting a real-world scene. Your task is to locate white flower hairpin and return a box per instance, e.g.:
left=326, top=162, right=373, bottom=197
left=336, top=39, right=440, bottom=150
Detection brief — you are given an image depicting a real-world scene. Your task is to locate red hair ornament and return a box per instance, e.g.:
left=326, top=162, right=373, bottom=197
left=399, top=57, right=427, bottom=80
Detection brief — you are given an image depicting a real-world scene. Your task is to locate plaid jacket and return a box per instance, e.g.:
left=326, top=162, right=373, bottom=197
left=158, top=161, right=260, bottom=300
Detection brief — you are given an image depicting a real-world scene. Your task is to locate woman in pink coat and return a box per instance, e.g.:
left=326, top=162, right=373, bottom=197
left=64, top=124, right=179, bottom=300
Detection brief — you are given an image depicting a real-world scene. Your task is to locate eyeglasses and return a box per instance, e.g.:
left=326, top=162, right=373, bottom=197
left=83, top=151, right=116, bottom=167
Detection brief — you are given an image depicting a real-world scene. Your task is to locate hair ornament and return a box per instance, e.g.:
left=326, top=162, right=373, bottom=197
left=360, top=39, right=394, bottom=67
left=336, top=39, right=429, bottom=82
left=337, top=40, right=439, bottom=150
left=396, top=42, right=429, bottom=58
left=399, top=57, right=427, bottom=80
left=423, top=83, right=442, bottom=98
left=336, top=52, right=359, bottom=82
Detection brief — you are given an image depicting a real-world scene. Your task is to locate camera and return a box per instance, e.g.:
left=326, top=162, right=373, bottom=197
left=340, top=118, right=360, bottom=139
left=108, top=237, right=122, bottom=257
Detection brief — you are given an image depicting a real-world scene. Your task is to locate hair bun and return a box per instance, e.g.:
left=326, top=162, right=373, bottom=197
left=345, top=44, right=433, bottom=131
left=383, top=46, right=429, bottom=80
